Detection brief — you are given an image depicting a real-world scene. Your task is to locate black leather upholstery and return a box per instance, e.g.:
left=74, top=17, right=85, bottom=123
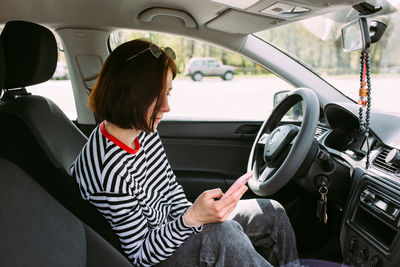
left=0, top=36, right=4, bottom=89
left=0, top=21, right=123, bottom=253
left=0, top=20, right=57, bottom=89
left=0, top=94, right=88, bottom=172
left=0, top=157, right=132, bottom=267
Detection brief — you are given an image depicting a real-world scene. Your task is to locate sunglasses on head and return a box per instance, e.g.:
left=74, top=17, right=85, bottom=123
left=126, top=44, right=176, bottom=62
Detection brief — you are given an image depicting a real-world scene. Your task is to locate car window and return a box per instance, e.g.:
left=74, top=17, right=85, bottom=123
left=109, top=30, right=295, bottom=121
left=208, top=60, right=219, bottom=67
left=255, top=4, right=400, bottom=115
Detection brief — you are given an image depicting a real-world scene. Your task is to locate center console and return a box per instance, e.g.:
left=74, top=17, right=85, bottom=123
left=341, top=175, right=400, bottom=267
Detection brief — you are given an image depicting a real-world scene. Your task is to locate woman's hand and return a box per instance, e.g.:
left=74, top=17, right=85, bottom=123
left=183, top=186, right=248, bottom=228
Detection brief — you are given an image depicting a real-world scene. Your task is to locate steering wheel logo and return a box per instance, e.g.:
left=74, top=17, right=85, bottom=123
left=269, top=129, right=280, bottom=145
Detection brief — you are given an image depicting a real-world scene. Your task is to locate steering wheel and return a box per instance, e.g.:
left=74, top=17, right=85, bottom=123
left=247, top=88, right=319, bottom=196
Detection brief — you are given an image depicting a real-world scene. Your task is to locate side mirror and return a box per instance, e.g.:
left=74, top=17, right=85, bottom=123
left=273, top=91, right=304, bottom=121
left=341, top=17, right=370, bottom=52
left=273, top=90, right=289, bottom=107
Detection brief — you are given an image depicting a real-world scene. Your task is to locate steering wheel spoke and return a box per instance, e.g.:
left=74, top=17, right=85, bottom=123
left=257, top=133, right=269, bottom=145
left=290, top=129, right=300, bottom=145
left=258, top=166, right=276, bottom=182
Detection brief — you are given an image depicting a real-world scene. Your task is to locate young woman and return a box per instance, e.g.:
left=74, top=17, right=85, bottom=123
left=71, top=39, right=299, bottom=267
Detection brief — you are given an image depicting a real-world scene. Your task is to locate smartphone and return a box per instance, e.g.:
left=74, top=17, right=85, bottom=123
left=220, top=171, right=254, bottom=200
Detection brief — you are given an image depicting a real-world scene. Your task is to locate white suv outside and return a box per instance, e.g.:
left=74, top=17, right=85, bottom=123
left=183, top=57, right=236, bottom=81
left=52, top=61, right=69, bottom=80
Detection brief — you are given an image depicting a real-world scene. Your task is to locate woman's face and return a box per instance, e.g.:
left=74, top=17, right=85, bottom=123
left=147, top=69, right=173, bottom=131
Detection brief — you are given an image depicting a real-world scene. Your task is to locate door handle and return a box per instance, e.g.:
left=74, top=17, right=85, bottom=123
left=234, top=124, right=260, bottom=139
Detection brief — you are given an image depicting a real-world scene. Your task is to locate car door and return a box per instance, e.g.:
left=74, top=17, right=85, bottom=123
left=158, top=121, right=261, bottom=201
left=206, top=59, right=220, bottom=76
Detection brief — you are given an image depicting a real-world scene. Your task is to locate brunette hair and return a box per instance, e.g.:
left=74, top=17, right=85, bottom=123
left=88, top=39, right=177, bottom=132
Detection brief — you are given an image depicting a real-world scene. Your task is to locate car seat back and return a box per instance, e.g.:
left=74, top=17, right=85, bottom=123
left=0, top=21, right=122, bottom=252
left=0, top=157, right=132, bottom=267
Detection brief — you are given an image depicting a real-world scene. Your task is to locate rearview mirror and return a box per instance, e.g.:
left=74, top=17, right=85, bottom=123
left=341, top=17, right=370, bottom=52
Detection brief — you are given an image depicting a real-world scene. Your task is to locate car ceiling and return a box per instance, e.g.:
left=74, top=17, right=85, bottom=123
left=0, top=0, right=363, bottom=34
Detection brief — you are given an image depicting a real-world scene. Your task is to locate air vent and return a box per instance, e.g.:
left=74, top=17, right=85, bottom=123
left=373, top=148, right=399, bottom=174
left=314, top=126, right=329, bottom=139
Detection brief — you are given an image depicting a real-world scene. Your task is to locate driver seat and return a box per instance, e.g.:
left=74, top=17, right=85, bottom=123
left=0, top=20, right=122, bottom=252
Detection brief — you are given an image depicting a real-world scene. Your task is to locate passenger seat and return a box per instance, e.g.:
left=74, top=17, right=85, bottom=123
left=0, top=157, right=132, bottom=267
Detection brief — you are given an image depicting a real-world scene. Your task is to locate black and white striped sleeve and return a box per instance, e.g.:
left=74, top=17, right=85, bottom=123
left=166, top=166, right=194, bottom=219
left=88, top=192, right=200, bottom=267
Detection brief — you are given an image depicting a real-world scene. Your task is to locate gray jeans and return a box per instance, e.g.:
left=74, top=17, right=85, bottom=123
left=156, top=199, right=300, bottom=267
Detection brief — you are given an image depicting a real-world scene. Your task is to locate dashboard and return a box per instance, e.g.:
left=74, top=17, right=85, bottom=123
left=317, top=102, right=400, bottom=267
left=324, top=104, right=376, bottom=160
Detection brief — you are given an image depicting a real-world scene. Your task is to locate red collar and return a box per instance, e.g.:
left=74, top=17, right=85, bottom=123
left=100, top=121, right=140, bottom=154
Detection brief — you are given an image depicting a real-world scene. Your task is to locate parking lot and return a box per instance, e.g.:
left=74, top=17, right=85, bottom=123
left=28, top=75, right=400, bottom=121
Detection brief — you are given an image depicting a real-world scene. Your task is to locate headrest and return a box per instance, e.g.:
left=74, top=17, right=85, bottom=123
left=0, top=21, right=57, bottom=89
left=0, top=38, right=4, bottom=90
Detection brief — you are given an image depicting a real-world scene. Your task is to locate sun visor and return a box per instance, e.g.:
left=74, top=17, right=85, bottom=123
left=206, top=9, right=284, bottom=34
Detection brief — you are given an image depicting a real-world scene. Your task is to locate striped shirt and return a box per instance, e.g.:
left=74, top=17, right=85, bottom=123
left=71, top=122, right=201, bottom=266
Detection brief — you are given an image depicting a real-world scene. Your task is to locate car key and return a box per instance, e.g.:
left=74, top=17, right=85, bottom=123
left=317, top=186, right=328, bottom=224
left=322, top=193, right=328, bottom=224
left=316, top=198, right=324, bottom=220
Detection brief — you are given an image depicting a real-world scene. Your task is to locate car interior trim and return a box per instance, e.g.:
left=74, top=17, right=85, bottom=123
left=139, top=7, right=198, bottom=28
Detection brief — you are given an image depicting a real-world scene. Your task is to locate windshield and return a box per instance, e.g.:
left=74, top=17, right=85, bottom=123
left=255, top=0, right=400, bottom=114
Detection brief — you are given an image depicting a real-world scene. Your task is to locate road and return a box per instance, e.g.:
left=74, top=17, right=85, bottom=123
left=27, top=75, right=400, bottom=121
